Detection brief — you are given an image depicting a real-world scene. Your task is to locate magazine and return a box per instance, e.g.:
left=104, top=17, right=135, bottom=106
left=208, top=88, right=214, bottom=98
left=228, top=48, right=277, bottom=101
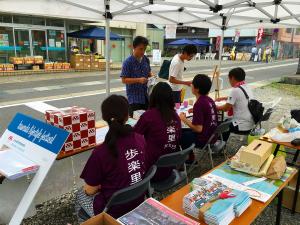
left=118, top=198, right=199, bottom=225
left=0, top=145, right=39, bottom=180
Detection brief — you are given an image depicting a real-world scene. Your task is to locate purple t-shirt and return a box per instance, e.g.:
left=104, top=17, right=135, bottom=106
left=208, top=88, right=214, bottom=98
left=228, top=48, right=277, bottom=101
left=80, top=132, right=146, bottom=218
left=192, top=95, right=218, bottom=144
left=134, top=108, right=181, bottom=181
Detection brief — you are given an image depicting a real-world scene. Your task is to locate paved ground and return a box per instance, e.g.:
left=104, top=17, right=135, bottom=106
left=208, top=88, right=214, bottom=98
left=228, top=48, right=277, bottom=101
left=13, top=84, right=300, bottom=225
left=0, top=58, right=298, bottom=135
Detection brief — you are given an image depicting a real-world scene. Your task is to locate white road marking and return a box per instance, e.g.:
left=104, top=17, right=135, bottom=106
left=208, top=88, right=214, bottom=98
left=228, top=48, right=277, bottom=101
left=24, top=102, right=60, bottom=113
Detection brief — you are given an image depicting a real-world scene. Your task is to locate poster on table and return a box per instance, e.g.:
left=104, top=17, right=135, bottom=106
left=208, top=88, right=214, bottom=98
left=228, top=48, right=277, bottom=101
left=165, top=25, right=177, bottom=39
left=0, top=113, right=69, bottom=225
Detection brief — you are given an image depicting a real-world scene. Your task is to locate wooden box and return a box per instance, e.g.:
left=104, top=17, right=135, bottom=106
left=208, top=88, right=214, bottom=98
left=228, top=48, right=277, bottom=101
left=53, top=62, right=63, bottom=69
left=82, top=212, right=121, bottom=225
left=5, top=64, right=14, bottom=71
left=240, top=140, right=272, bottom=169
left=34, top=56, right=44, bottom=64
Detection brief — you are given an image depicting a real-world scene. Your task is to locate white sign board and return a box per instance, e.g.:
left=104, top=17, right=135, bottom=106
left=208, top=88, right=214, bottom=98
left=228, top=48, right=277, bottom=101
left=0, top=113, right=69, bottom=225
left=152, top=49, right=161, bottom=65
left=165, top=25, right=177, bottom=39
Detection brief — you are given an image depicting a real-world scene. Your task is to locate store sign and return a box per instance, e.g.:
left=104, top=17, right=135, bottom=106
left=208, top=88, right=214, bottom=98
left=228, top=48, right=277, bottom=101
left=165, top=25, right=177, bottom=39
left=256, top=27, right=264, bottom=44
left=2, top=113, right=69, bottom=225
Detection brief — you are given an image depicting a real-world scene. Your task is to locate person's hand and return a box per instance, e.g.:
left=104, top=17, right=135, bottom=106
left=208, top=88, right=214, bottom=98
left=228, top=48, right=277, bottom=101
left=179, top=112, right=187, bottom=121
left=139, top=77, right=148, bottom=84
left=184, top=81, right=192, bottom=86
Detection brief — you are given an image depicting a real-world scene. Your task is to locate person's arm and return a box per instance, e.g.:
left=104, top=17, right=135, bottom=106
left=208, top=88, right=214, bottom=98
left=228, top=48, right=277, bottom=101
left=121, top=77, right=147, bottom=85
left=215, top=96, right=228, bottom=101
left=84, top=184, right=101, bottom=196
left=217, top=103, right=232, bottom=112
left=180, top=113, right=203, bottom=133
left=169, top=76, right=192, bottom=86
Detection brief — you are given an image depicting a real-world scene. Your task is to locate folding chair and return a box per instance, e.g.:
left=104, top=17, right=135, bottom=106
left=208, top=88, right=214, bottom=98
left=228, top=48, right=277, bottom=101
left=78, top=165, right=157, bottom=221
left=150, top=144, right=195, bottom=195
left=192, top=119, right=232, bottom=170
left=205, top=53, right=211, bottom=60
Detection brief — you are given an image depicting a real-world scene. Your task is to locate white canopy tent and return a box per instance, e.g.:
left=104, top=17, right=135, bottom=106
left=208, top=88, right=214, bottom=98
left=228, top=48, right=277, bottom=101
left=1, top=0, right=300, bottom=96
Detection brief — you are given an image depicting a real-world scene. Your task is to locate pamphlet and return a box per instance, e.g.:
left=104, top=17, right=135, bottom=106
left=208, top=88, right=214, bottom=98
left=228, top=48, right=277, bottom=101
left=0, top=145, right=39, bottom=180
left=118, top=198, right=199, bottom=225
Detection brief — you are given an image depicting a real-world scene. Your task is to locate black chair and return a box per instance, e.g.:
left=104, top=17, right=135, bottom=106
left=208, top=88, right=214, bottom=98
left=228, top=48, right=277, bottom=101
left=78, top=165, right=157, bottom=222
left=150, top=144, right=195, bottom=194
left=193, top=119, right=232, bottom=169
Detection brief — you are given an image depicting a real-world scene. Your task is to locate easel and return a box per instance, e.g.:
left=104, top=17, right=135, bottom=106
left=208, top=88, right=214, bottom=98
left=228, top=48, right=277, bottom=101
left=211, top=65, right=220, bottom=100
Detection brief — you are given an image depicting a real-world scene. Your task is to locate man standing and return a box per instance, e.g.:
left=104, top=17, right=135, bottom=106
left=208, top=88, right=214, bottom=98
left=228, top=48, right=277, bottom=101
left=169, top=44, right=197, bottom=103
left=265, top=46, right=271, bottom=63
left=250, top=45, right=257, bottom=61
left=121, top=36, right=152, bottom=117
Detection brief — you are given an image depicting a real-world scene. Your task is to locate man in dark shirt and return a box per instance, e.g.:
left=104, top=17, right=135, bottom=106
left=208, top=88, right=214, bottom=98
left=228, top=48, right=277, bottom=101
left=121, top=36, right=152, bottom=117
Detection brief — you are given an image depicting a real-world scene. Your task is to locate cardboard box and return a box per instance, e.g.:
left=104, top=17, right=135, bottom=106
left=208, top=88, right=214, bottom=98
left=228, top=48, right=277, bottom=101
left=63, top=63, right=71, bottom=69
left=84, top=62, right=91, bottom=70
left=24, top=57, right=35, bottom=64
left=99, top=61, right=106, bottom=70
left=240, top=140, right=272, bottom=169
left=82, top=212, right=121, bottom=225
left=282, top=171, right=300, bottom=213
left=44, top=62, right=54, bottom=70
left=34, top=56, right=44, bottom=64
left=91, top=62, right=99, bottom=70
left=32, top=65, right=40, bottom=70
left=45, top=106, right=96, bottom=152
left=0, top=64, right=4, bottom=71
left=9, top=57, right=24, bottom=64
left=5, top=64, right=14, bottom=71
left=53, top=62, right=63, bottom=69
left=83, top=55, right=91, bottom=64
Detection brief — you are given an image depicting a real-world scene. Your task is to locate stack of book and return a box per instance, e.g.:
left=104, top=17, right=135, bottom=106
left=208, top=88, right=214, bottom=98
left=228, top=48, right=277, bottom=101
left=183, top=178, right=251, bottom=225
left=204, top=189, right=252, bottom=225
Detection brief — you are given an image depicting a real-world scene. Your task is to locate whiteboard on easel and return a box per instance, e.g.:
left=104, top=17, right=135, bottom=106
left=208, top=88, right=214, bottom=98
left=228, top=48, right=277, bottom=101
left=152, top=49, right=161, bottom=65
left=0, top=113, right=69, bottom=225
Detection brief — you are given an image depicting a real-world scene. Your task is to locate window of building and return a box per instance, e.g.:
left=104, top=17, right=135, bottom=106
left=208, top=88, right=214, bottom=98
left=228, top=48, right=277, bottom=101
left=68, top=24, right=81, bottom=32
left=47, top=30, right=65, bottom=61
left=0, top=14, right=12, bottom=23
left=13, top=16, right=45, bottom=25
left=286, top=28, right=292, bottom=34
left=296, top=28, right=300, bottom=35
left=0, top=26, right=15, bottom=63
left=152, top=42, right=159, bottom=49
left=32, top=17, right=45, bottom=26
left=46, top=19, right=64, bottom=27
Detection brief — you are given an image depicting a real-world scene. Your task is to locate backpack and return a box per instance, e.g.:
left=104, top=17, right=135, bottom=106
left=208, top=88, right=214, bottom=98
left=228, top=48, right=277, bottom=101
left=158, top=60, right=171, bottom=80
left=238, top=86, right=264, bottom=124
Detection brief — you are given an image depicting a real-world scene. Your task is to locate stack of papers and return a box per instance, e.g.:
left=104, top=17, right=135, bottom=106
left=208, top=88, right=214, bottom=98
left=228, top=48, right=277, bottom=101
left=0, top=146, right=39, bottom=180
left=204, top=190, right=252, bottom=225
left=183, top=178, right=227, bottom=218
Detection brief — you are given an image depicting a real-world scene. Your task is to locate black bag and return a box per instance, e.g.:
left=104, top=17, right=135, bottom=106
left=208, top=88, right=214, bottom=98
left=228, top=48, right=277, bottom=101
left=158, top=60, right=171, bottom=80
left=238, top=86, right=264, bottom=124
left=291, top=109, right=300, bottom=123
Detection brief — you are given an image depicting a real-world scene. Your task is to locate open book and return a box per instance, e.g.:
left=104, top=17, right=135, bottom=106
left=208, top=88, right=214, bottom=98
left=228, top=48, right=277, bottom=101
left=0, top=145, right=39, bottom=180
left=118, top=198, right=199, bottom=225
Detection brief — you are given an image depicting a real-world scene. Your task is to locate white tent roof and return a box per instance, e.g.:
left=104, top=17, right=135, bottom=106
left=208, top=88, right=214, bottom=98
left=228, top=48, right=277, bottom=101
left=1, top=0, right=300, bottom=28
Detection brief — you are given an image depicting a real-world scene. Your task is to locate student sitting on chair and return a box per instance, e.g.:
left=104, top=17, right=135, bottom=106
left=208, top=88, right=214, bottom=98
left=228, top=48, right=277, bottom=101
left=134, top=82, right=181, bottom=182
left=180, top=74, right=218, bottom=150
left=216, top=67, right=254, bottom=142
left=76, top=95, right=146, bottom=221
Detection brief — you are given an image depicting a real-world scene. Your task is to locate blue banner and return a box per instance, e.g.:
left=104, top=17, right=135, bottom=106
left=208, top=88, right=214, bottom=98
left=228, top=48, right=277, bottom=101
left=8, top=113, right=69, bottom=154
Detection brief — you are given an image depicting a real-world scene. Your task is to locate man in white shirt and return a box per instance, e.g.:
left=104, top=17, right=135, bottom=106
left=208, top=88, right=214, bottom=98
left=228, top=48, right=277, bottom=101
left=169, top=44, right=197, bottom=103
left=216, top=67, right=255, bottom=141
left=250, top=46, right=257, bottom=61
left=265, top=47, right=271, bottom=63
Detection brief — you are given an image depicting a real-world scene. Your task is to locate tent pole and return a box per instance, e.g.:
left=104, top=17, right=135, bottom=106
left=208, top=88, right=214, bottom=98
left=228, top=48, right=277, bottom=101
left=105, top=18, right=111, bottom=96
left=218, top=29, right=224, bottom=70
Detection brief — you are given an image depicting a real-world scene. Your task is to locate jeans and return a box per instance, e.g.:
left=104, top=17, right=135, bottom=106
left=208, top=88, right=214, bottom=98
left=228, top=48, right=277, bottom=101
left=172, top=91, right=181, bottom=103
left=181, top=129, right=206, bottom=150
left=222, top=122, right=251, bottom=142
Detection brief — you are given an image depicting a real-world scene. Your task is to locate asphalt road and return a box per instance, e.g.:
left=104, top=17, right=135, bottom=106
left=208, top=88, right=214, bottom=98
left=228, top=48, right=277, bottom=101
left=0, top=58, right=298, bottom=134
